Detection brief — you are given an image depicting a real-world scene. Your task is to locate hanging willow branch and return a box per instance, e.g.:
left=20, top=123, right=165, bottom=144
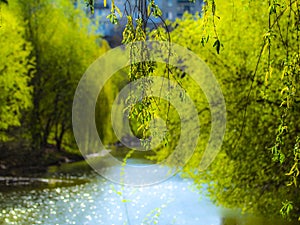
left=84, top=0, right=173, bottom=148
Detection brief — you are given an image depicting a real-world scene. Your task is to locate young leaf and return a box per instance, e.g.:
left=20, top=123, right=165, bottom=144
left=213, top=39, right=221, bottom=54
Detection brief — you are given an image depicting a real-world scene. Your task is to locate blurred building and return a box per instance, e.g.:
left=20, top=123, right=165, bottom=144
left=159, top=0, right=203, bottom=21
left=75, top=0, right=203, bottom=45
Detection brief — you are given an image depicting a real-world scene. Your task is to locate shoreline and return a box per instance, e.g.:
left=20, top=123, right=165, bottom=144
left=0, top=147, right=84, bottom=177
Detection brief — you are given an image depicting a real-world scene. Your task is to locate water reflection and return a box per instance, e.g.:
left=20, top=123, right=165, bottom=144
left=0, top=162, right=297, bottom=225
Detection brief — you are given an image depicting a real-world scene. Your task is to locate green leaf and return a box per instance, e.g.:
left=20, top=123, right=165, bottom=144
left=213, top=39, right=221, bottom=54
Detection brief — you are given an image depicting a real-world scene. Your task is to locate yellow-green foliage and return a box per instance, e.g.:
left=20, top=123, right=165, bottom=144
left=0, top=4, right=33, bottom=141
left=171, top=0, right=300, bottom=219
left=95, top=68, right=128, bottom=146
left=3, top=0, right=109, bottom=150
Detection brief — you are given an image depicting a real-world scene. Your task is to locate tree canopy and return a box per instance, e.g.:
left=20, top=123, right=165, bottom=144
left=92, top=0, right=300, bottom=220
left=0, top=0, right=299, bottom=221
left=0, top=4, right=32, bottom=141
left=169, top=0, right=300, bottom=220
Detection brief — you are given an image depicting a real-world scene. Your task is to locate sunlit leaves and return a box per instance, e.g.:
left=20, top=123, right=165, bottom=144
left=0, top=5, right=32, bottom=141
left=171, top=0, right=300, bottom=220
left=9, top=0, right=103, bottom=150
left=280, top=200, right=293, bottom=220
left=148, top=0, right=162, bottom=17
left=106, top=0, right=122, bottom=24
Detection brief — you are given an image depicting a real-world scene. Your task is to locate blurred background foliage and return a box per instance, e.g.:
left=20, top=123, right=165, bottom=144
left=0, top=0, right=112, bottom=165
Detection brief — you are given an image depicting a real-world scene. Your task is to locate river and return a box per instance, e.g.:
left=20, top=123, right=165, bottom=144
left=0, top=160, right=297, bottom=225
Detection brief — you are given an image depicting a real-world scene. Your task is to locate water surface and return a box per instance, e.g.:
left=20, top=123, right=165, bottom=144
left=0, top=160, right=297, bottom=225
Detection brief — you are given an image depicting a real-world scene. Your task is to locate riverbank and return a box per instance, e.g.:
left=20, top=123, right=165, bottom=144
left=0, top=144, right=84, bottom=177
left=0, top=144, right=156, bottom=177
left=0, top=145, right=155, bottom=191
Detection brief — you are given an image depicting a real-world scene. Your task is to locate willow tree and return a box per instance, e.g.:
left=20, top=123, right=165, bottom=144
left=170, top=0, right=300, bottom=220
left=85, top=0, right=300, bottom=220
left=0, top=2, right=32, bottom=142
left=86, top=0, right=174, bottom=151
left=9, top=0, right=103, bottom=151
left=83, top=0, right=223, bottom=151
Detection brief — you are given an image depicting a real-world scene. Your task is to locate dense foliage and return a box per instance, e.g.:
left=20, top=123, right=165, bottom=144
left=96, top=0, right=300, bottom=220
left=169, top=0, right=300, bottom=220
left=1, top=0, right=299, bottom=222
left=0, top=4, right=32, bottom=141
left=0, top=0, right=113, bottom=153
